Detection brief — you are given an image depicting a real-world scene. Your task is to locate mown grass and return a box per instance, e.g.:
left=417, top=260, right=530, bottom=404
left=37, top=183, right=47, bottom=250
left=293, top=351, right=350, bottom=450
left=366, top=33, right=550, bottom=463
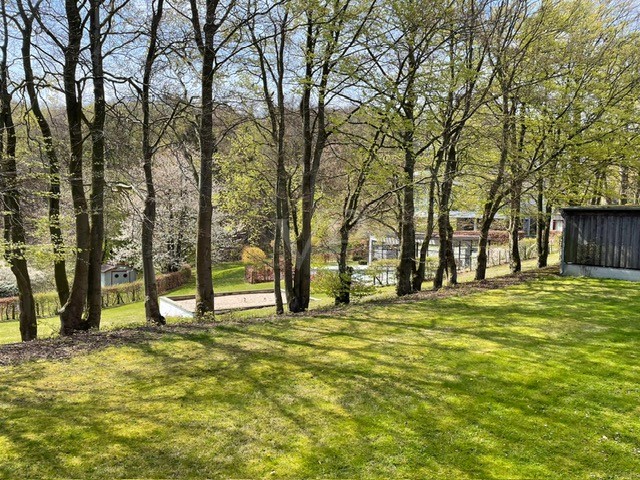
left=0, top=262, right=272, bottom=344
left=168, top=262, right=276, bottom=296
left=0, top=272, right=639, bottom=478
left=0, top=256, right=557, bottom=344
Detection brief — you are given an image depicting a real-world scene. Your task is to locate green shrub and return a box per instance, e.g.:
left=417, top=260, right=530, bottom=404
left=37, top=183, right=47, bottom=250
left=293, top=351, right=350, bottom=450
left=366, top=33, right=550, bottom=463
left=241, top=246, right=267, bottom=266
left=519, top=238, right=538, bottom=260
left=369, top=259, right=398, bottom=269
left=312, top=269, right=375, bottom=299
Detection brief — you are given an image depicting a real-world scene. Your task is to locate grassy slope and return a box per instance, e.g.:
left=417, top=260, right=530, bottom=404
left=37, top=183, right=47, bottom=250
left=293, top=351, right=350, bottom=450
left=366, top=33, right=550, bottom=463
left=0, top=256, right=557, bottom=344
left=0, top=273, right=639, bottom=478
left=0, top=263, right=274, bottom=344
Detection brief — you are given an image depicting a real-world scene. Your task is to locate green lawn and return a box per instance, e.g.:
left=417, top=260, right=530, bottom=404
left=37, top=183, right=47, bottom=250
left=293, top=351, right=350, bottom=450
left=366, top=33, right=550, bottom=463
left=168, top=262, right=278, bottom=296
left=0, top=257, right=558, bottom=344
left=0, top=273, right=639, bottom=478
left=0, top=262, right=276, bottom=344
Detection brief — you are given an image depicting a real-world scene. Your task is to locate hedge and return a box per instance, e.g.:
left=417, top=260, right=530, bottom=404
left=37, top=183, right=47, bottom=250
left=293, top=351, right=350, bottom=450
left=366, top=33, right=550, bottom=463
left=0, top=266, right=192, bottom=322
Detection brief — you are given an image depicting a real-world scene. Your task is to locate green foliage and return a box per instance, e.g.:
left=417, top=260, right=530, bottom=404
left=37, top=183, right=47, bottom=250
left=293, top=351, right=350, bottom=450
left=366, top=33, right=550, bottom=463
left=518, top=238, right=538, bottom=260
left=311, top=268, right=376, bottom=299
left=216, top=126, right=275, bottom=249
left=241, top=246, right=268, bottom=267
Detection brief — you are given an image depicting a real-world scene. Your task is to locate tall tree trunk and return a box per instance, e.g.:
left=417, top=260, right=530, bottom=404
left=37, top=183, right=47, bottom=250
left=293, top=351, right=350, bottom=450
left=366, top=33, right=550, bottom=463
left=252, top=12, right=290, bottom=315
left=273, top=202, right=284, bottom=315
left=0, top=145, right=37, bottom=342
left=291, top=171, right=313, bottom=312
left=508, top=104, right=526, bottom=275
left=281, top=193, right=294, bottom=307
left=508, top=179, right=522, bottom=273
left=539, top=206, right=552, bottom=268
left=475, top=196, right=506, bottom=282
left=275, top=151, right=295, bottom=312
left=333, top=128, right=387, bottom=303
left=192, top=0, right=217, bottom=315
left=445, top=217, right=457, bottom=284
left=86, top=0, right=106, bottom=329
left=17, top=2, right=69, bottom=305
left=434, top=139, right=458, bottom=289
left=536, top=181, right=552, bottom=268
left=0, top=6, right=37, bottom=341
left=396, top=59, right=417, bottom=297
left=396, top=135, right=416, bottom=296
left=141, top=0, right=165, bottom=325
left=475, top=91, right=512, bottom=281
left=335, top=227, right=352, bottom=305
left=620, top=164, right=629, bottom=205
left=413, top=173, right=437, bottom=291
left=59, top=0, right=91, bottom=334
left=273, top=146, right=289, bottom=315
left=475, top=218, right=492, bottom=281
left=289, top=16, right=325, bottom=313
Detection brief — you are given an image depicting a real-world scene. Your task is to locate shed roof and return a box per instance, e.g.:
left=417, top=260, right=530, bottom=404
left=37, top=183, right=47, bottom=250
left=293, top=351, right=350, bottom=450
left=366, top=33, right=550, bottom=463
left=101, top=264, right=133, bottom=273
left=562, top=206, right=640, bottom=215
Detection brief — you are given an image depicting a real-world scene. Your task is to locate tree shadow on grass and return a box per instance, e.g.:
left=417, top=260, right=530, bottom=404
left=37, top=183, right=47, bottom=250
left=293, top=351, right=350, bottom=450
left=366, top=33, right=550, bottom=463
left=0, top=275, right=638, bottom=478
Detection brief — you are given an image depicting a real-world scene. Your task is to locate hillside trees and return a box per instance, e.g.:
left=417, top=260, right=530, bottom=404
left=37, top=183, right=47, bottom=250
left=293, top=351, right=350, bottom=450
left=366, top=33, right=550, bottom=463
left=15, top=0, right=70, bottom=305
left=507, top=0, right=640, bottom=273
left=247, top=0, right=377, bottom=312
left=0, top=0, right=37, bottom=341
left=0, top=0, right=639, bottom=342
left=361, top=0, right=448, bottom=296
left=431, top=0, right=495, bottom=289
left=473, top=0, right=549, bottom=280
left=188, top=0, right=255, bottom=315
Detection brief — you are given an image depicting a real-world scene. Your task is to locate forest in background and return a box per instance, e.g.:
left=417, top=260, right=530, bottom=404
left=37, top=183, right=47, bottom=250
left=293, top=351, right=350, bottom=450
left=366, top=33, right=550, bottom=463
left=0, top=0, right=639, bottom=341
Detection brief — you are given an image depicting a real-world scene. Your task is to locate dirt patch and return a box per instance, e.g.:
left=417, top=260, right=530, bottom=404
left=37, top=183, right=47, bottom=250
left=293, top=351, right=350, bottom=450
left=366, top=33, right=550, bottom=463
left=0, top=266, right=558, bottom=367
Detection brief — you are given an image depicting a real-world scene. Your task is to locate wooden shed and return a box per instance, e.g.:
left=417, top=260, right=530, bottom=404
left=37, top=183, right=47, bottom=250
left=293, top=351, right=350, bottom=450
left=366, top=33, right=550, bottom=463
left=560, top=206, right=640, bottom=281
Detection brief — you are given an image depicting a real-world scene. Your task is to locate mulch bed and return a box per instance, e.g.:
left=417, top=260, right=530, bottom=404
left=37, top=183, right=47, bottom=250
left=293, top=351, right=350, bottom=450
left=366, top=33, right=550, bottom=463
left=0, top=266, right=558, bottom=367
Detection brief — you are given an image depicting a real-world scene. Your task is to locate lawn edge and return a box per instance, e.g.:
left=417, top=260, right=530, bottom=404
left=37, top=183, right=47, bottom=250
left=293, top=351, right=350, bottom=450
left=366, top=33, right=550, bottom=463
left=0, top=265, right=559, bottom=367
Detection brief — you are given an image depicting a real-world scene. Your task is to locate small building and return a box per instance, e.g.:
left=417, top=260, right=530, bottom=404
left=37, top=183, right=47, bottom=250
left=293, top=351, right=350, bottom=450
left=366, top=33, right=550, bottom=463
left=550, top=213, right=564, bottom=233
left=101, top=264, right=137, bottom=287
left=560, top=206, right=640, bottom=281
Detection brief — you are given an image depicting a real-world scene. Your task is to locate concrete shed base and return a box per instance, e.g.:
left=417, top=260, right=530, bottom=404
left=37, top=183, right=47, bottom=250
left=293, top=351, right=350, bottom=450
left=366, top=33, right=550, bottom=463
left=159, top=290, right=291, bottom=318
left=561, top=264, right=640, bottom=282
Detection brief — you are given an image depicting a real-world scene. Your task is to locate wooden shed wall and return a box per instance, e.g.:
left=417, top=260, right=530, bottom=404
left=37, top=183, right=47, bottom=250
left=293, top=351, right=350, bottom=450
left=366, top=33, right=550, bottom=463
left=563, top=212, right=640, bottom=270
